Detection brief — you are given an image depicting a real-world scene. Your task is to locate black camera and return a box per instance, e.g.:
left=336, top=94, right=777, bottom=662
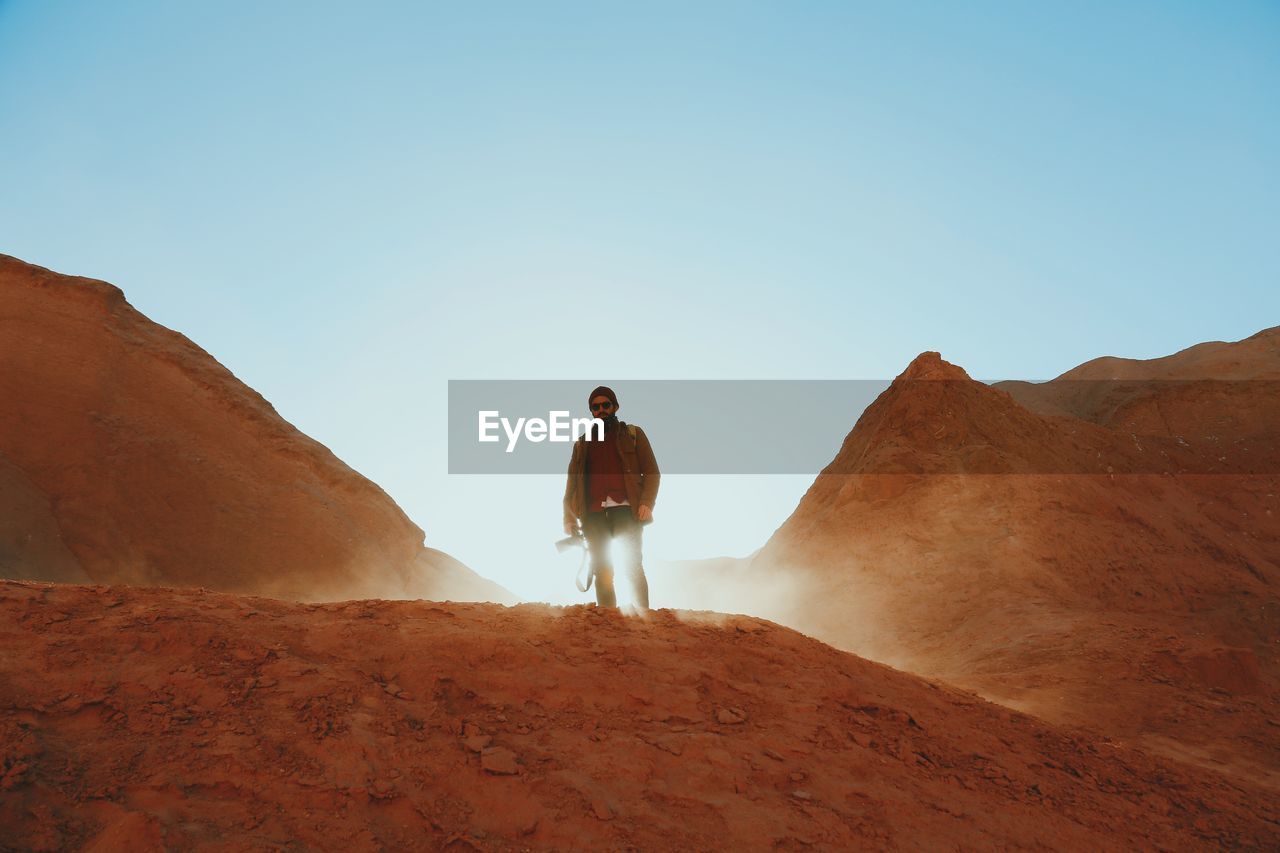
left=555, top=534, right=585, bottom=554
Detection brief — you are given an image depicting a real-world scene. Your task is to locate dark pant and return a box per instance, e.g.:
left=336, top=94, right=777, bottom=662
left=582, top=506, right=649, bottom=610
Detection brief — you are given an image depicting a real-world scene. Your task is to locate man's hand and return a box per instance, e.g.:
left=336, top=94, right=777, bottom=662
left=636, top=505, right=653, bottom=523
left=564, top=519, right=578, bottom=536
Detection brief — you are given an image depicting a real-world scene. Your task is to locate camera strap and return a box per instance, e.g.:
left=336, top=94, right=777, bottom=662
left=573, top=540, right=593, bottom=592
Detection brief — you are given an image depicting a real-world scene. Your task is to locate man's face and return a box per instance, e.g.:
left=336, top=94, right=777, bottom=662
left=589, top=396, right=615, bottom=418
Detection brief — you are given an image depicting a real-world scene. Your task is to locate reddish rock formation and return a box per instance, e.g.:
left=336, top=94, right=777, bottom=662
left=0, top=254, right=512, bottom=605
left=997, top=326, right=1280, bottom=453
left=749, top=329, right=1280, bottom=785
left=2, top=579, right=1275, bottom=849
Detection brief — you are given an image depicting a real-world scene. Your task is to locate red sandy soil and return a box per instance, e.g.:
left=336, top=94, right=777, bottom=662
left=745, top=329, right=1279, bottom=788
left=3, top=579, right=1278, bottom=850
left=0, top=255, right=511, bottom=605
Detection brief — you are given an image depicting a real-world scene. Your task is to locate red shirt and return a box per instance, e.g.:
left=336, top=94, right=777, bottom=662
left=585, top=428, right=628, bottom=512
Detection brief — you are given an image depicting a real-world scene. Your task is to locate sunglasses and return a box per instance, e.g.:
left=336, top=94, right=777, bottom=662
left=590, top=401, right=615, bottom=411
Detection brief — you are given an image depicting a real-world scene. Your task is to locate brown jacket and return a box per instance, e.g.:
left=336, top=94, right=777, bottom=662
left=563, top=421, right=660, bottom=526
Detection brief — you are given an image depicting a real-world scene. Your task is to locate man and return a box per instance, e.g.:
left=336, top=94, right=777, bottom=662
left=563, top=385, right=660, bottom=610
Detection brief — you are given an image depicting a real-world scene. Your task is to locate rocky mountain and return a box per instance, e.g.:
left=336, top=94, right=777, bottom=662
left=0, top=254, right=513, bottom=605
left=749, top=329, right=1280, bottom=785
left=996, top=326, right=1280, bottom=449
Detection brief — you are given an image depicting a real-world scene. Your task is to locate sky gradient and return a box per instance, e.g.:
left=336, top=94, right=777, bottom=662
left=2, top=1, right=1277, bottom=602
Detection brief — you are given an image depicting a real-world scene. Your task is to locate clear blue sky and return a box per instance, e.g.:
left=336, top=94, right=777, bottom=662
left=2, top=1, right=1277, bottom=602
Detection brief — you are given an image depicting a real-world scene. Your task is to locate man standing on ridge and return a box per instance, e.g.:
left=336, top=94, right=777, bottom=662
left=563, top=385, right=660, bottom=610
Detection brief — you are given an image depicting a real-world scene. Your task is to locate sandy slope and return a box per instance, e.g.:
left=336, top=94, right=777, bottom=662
left=748, top=330, right=1280, bottom=786
left=0, top=254, right=512, bottom=605
left=2, top=579, right=1277, bottom=850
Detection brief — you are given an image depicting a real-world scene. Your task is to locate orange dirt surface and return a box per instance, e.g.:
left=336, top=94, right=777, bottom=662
left=3, top=579, right=1278, bottom=851
left=0, top=254, right=511, bottom=605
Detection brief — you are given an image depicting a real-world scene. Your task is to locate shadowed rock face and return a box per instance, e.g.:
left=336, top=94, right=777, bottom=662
left=1, top=579, right=1275, bottom=849
left=750, top=330, right=1280, bottom=783
left=0, top=254, right=513, bottom=605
